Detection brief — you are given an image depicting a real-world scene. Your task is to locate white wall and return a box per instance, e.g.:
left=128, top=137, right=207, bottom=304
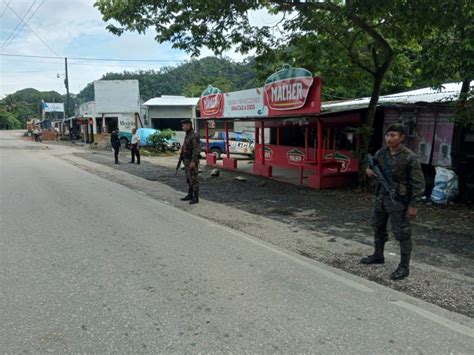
left=94, top=80, right=140, bottom=114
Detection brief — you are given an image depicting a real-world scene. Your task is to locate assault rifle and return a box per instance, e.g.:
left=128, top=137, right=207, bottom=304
left=367, top=154, right=396, bottom=202
left=175, top=153, right=183, bottom=175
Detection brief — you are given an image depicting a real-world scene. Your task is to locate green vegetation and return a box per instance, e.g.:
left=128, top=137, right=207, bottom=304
left=0, top=111, right=21, bottom=129
left=94, top=0, right=473, bottom=183
left=147, top=128, right=176, bottom=151
left=0, top=88, right=67, bottom=129
left=76, top=56, right=257, bottom=104
left=0, top=57, right=257, bottom=129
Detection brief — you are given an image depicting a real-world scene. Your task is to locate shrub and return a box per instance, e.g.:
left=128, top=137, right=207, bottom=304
left=147, top=129, right=176, bottom=151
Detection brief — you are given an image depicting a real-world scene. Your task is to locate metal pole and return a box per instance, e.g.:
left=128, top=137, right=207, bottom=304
left=225, top=121, right=230, bottom=158
left=305, top=126, right=309, bottom=160
left=205, top=121, right=209, bottom=154
left=261, top=121, right=265, bottom=166
left=317, top=120, right=323, bottom=166
left=64, top=57, right=70, bottom=117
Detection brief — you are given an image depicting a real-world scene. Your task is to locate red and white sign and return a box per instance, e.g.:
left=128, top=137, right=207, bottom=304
left=200, top=93, right=223, bottom=117
left=199, top=65, right=321, bottom=119
left=223, top=88, right=267, bottom=118
left=264, top=77, right=313, bottom=111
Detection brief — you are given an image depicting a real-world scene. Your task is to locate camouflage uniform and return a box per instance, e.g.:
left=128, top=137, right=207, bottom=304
left=181, top=129, right=201, bottom=202
left=370, top=145, right=425, bottom=269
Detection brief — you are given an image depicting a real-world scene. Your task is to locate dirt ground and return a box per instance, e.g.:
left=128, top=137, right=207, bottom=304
left=46, top=141, right=473, bottom=318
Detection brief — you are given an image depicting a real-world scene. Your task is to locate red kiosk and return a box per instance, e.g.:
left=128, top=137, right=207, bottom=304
left=199, top=65, right=361, bottom=189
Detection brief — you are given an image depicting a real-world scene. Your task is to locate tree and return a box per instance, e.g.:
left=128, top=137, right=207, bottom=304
left=95, top=0, right=443, bottom=180
left=147, top=128, right=176, bottom=151
left=0, top=111, right=21, bottom=130
left=413, top=0, right=473, bottom=127
left=76, top=57, right=257, bottom=102
left=0, top=89, right=68, bottom=126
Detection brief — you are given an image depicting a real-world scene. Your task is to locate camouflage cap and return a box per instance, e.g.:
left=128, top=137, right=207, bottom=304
left=181, top=119, right=192, bottom=124
left=385, top=123, right=406, bottom=135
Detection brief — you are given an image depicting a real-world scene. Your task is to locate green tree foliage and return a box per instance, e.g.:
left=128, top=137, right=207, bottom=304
left=0, top=88, right=67, bottom=128
left=76, top=57, right=257, bottom=103
left=95, top=0, right=472, bottom=180
left=94, top=0, right=407, bottom=126
left=147, top=128, right=176, bottom=151
left=412, top=0, right=473, bottom=127
left=0, top=111, right=21, bottom=130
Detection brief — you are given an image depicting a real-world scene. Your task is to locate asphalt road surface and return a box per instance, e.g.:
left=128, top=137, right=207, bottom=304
left=1, top=131, right=473, bottom=353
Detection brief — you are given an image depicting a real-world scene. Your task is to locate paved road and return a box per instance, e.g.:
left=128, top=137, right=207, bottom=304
left=1, top=131, right=473, bottom=353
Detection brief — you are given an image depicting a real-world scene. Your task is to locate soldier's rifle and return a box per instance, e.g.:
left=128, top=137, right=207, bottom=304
left=175, top=153, right=183, bottom=175
left=367, top=154, right=396, bottom=202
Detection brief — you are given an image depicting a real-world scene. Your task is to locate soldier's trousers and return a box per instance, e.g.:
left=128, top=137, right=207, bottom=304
left=371, top=194, right=412, bottom=266
left=184, top=161, right=199, bottom=193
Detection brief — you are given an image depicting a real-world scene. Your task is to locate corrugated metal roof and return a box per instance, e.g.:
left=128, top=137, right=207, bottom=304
left=321, top=81, right=472, bottom=113
left=143, top=95, right=199, bottom=107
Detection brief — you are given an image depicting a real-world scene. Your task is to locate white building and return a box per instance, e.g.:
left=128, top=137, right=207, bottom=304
left=143, top=95, right=199, bottom=142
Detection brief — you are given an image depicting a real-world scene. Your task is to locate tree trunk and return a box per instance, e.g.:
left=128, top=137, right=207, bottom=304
left=454, top=77, right=473, bottom=127
left=358, top=64, right=392, bottom=184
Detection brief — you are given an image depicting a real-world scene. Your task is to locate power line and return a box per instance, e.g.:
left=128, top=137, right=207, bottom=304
left=1, top=58, right=170, bottom=69
left=0, top=0, right=37, bottom=50
left=0, top=53, right=186, bottom=62
left=1, top=0, right=45, bottom=52
left=1, top=0, right=59, bottom=57
left=0, top=0, right=10, bottom=19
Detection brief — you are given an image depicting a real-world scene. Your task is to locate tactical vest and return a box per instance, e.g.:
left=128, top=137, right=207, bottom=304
left=376, top=147, right=412, bottom=199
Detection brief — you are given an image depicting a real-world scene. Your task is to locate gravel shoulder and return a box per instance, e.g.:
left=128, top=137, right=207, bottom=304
left=45, top=141, right=473, bottom=318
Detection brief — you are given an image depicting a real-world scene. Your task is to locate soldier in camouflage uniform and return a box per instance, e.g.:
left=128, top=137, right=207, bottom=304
left=180, top=119, right=201, bottom=204
left=361, top=123, right=425, bottom=280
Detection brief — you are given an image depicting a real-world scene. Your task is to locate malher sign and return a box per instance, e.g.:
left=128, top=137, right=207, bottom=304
left=199, top=65, right=321, bottom=119
left=264, top=65, right=314, bottom=111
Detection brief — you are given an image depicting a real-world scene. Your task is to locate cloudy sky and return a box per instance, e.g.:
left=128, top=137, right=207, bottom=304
left=0, top=0, right=278, bottom=98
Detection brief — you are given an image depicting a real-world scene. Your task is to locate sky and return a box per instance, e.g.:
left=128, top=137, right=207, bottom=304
left=0, top=0, right=280, bottom=98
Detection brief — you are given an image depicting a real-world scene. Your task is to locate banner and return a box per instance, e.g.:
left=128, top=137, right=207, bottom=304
left=199, top=65, right=321, bottom=119
left=43, top=102, right=64, bottom=112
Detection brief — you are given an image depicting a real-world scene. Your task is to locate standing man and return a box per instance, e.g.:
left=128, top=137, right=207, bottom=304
left=361, top=123, right=425, bottom=280
left=130, top=128, right=141, bottom=164
left=54, top=126, right=60, bottom=141
left=180, top=119, right=201, bottom=204
left=110, top=129, right=121, bottom=164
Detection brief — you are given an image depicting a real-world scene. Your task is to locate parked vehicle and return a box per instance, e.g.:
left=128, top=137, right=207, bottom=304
left=118, top=128, right=181, bottom=151
left=201, top=131, right=255, bottom=159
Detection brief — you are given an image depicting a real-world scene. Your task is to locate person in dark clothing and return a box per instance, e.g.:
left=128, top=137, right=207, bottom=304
left=361, top=123, right=425, bottom=280
left=110, top=130, right=121, bottom=164
left=180, top=119, right=201, bottom=204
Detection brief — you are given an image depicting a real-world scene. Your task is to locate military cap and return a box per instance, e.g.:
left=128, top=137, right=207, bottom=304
left=181, top=119, right=192, bottom=124
left=385, top=123, right=406, bottom=135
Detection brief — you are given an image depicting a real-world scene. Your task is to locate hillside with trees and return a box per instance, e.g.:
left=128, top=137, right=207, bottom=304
left=75, top=56, right=257, bottom=104
left=0, top=88, right=67, bottom=129
left=0, top=57, right=257, bottom=129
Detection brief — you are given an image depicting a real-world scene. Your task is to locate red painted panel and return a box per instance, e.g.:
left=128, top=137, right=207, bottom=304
left=255, top=144, right=358, bottom=173
left=223, top=158, right=238, bottom=170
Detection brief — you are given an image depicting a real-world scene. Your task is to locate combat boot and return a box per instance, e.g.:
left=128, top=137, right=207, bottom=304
left=181, top=188, right=193, bottom=201
left=391, top=240, right=411, bottom=280
left=390, top=265, right=409, bottom=280
left=189, top=190, right=199, bottom=205
left=360, top=242, right=385, bottom=264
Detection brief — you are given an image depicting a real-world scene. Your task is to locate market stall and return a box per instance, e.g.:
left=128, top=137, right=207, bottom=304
left=198, top=65, right=361, bottom=189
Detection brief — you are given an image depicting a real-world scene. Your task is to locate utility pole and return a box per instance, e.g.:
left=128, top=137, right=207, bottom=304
left=64, top=57, right=70, bottom=117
